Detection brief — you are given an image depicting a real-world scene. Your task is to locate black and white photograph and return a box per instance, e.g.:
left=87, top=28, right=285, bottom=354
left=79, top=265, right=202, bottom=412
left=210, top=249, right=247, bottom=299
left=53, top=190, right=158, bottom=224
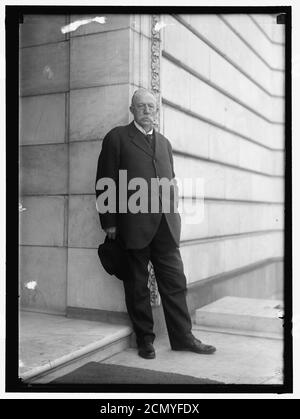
left=3, top=2, right=296, bottom=399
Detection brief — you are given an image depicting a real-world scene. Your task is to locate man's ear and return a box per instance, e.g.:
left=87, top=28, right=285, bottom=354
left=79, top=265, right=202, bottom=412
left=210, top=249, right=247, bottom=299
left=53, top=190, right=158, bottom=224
left=129, top=105, right=134, bottom=115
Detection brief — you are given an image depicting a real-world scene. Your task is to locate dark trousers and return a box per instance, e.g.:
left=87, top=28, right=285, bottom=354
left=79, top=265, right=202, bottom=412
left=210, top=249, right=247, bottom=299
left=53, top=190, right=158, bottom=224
left=123, top=214, right=192, bottom=347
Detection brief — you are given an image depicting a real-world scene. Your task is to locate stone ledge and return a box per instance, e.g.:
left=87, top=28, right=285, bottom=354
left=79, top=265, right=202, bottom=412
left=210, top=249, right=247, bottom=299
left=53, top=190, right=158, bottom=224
left=19, top=311, right=132, bottom=382
left=195, top=296, right=283, bottom=336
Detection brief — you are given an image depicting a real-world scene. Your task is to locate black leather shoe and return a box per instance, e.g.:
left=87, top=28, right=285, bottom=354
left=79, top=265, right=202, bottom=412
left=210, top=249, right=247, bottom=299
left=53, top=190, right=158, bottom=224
left=138, top=342, right=156, bottom=359
left=172, top=336, right=216, bottom=354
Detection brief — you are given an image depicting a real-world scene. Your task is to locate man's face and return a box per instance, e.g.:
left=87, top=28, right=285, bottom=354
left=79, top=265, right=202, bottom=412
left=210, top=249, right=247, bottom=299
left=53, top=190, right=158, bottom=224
left=130, top=91, right=157, bottom=130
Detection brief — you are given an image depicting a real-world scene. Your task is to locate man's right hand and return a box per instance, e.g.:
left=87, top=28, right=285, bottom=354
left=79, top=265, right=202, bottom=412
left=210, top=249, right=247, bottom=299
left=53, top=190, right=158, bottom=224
left=105, top=226, right=117, bottom=240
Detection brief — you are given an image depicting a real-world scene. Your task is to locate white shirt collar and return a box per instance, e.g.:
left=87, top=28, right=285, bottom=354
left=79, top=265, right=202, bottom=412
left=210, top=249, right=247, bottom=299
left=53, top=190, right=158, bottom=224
left=134, top=120, right=153, bottom=135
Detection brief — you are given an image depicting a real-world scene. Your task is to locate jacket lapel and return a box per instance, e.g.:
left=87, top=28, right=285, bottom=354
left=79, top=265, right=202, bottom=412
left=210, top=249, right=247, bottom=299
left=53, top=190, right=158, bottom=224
left=153, top=130, right=163, bottom=160
left=128, top=122, right=154, bottom=158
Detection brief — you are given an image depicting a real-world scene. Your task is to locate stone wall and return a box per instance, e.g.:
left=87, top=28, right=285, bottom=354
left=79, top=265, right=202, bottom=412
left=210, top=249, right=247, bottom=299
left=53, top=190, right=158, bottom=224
left=19, top=13, right=285, bottom=316
left=19, top=14, right=154, bottom=314
left=160, top=14, right=285, bottom=286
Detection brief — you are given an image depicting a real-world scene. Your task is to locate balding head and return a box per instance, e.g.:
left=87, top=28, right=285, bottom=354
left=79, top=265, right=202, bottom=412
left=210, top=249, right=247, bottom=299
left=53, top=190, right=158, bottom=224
left=131, top=88, right=157, bottom=107
left=130, top=89, right=158, bottom=132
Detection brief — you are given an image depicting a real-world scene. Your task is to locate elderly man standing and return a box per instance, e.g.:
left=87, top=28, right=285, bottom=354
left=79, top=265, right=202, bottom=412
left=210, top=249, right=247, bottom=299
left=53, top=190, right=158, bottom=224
left=95, top=88, right=216, bottom=359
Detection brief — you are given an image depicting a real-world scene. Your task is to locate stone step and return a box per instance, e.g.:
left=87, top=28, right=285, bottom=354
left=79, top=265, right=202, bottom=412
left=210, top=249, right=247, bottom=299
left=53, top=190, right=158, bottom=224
left=195, top=297, right=283, bottom=336
left=19, top=311, right=133, bottom=383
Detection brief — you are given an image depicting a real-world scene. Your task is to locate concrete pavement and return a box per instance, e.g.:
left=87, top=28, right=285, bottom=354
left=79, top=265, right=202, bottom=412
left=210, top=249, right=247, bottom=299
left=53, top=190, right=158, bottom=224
left=19, top=307, right=283, bottom=385
left=102, top=327, right=283, bottom=385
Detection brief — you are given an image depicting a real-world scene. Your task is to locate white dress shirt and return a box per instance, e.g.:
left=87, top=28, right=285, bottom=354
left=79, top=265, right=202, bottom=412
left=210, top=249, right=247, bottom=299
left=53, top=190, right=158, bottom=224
left=134, top=120, right=153, bottom=136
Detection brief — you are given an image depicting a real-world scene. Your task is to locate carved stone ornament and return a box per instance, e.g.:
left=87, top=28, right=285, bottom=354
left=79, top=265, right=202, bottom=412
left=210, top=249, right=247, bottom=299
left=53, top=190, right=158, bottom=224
left=151, top=14, right=161, bottom=132
left=147, top=14, right=161, bottom=307
left=148, top=261, right=161, bottom=307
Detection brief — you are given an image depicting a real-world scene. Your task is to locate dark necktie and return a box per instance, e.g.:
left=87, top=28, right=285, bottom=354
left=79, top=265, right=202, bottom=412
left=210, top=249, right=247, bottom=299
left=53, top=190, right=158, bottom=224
left=145, top=133, right=153, bottom=150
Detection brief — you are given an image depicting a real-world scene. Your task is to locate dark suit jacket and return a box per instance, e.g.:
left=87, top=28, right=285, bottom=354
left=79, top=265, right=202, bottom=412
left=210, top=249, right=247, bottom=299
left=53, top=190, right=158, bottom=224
left=95, top=121, right=181, bottom=249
